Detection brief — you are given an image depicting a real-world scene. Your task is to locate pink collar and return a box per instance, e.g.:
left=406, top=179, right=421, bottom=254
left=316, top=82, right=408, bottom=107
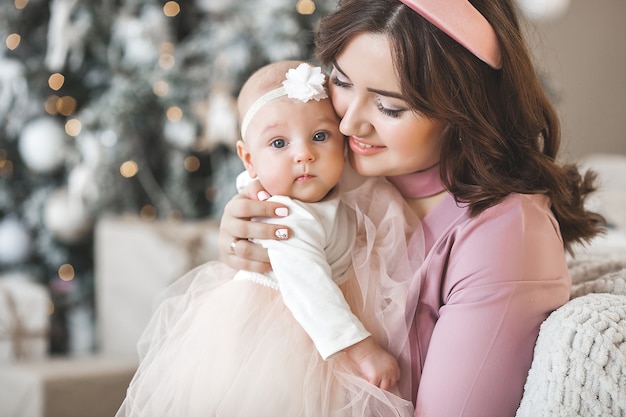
left=385, top=163, right=445, bottom=198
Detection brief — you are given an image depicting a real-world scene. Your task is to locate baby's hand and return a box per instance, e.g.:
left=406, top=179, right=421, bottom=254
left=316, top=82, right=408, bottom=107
left=343, top=337, right=400, bottom=390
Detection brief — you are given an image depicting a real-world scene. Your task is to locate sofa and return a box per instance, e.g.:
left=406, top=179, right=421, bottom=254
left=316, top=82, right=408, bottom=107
left=517, top=154, right=626, bottom=416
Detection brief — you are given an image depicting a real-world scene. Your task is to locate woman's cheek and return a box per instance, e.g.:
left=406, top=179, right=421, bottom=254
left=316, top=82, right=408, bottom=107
left=330, top=89, right=347, bottom=119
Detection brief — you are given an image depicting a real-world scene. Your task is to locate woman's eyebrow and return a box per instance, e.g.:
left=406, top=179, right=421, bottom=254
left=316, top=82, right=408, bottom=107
left=332, top=60, right=405, bottom=100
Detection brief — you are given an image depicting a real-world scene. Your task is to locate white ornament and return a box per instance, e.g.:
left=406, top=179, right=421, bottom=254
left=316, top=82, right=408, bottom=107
left=110, top=5, right=170, bottom=69
left=195, top=0, right=232, bottom=14
left=516, top=0, right=571, bottom=21
left=204, top=90, right=238, bottom=150
left=0, top=217, right=32, bottom=264
left=45, top=0, right=91, bottom=71
left=164, top=118, right=197, bottom=150
left=0, top=56, right=28, bottom=124
left=44, top=188, right=93, bottom=244
left=18, top=117, right=68, bottom=173
left=68, top=164, right=99, bottom=205
left=74, top=131, right=104, bottom=166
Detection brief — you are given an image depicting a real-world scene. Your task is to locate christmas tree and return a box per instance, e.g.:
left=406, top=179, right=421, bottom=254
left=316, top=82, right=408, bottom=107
left=0, top=0, right=336, bottom=355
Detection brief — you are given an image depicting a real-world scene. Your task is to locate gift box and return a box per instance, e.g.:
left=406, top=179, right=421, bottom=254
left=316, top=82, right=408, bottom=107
left=0, top=276, right=49, bottom=363
left=95, top=215, right=220, bottom=359
left=0, top=355, right=136, bottom=417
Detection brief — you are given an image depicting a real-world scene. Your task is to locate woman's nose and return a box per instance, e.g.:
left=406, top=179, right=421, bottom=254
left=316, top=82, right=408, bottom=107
left=338, top=98, right=371, bottom=137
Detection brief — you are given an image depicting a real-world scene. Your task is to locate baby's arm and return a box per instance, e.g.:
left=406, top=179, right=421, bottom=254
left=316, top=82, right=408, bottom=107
left=261, top=197, right=400, bottom=389
left=343, top=336, right=401, bottom=390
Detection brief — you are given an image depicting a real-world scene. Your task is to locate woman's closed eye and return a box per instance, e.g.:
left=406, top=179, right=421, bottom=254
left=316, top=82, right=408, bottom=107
left=331, top=75, right=351, bottom=89
left=376, top=100, right=403, bottom=118
left=332, top=70, right=405, bottom=119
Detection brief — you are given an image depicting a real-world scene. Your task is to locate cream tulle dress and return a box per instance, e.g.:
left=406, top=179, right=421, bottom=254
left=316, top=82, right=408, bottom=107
left=116, top=174, right=420, bottom=417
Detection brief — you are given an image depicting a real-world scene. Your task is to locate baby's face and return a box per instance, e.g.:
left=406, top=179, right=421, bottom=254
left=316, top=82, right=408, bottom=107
left=242, top=98, right=344, bottom=203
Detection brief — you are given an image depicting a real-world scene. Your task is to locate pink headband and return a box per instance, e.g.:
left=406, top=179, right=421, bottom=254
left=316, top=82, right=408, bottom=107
left=398, top=0, right=502, bottom=69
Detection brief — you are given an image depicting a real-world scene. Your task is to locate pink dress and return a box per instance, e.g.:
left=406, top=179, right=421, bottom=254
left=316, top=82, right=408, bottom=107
left=345, top=165, right=571, bottom=417
left=119, top=163, right=569, bottom=417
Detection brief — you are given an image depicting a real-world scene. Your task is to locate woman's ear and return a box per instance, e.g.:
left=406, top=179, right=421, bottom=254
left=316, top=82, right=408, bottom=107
left=236, top=140, right=257, bottom=178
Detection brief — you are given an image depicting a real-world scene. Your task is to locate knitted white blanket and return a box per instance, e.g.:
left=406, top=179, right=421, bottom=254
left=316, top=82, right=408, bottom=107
left=516, top=254, right=626, bottom=417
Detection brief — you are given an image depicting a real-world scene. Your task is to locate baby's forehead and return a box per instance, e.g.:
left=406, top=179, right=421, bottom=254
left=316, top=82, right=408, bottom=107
left=240, top=65, right=296, bottom=101
left=268, top=95, right=335, bottom=115
left=248, top=99, right=336, bottom=135
left=239, top=82, right=280, bottom=118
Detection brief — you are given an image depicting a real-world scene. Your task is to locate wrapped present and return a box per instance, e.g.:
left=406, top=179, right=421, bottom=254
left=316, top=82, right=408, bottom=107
left=0, top=275, right=50, bottom=363
left=95, top=215, right=220, bottom=359
left=0, top=355, right=136, bottom=417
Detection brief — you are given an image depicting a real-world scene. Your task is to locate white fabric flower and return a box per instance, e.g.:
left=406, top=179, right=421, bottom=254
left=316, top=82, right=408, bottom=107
left=282, top=63, right=328, bottom=102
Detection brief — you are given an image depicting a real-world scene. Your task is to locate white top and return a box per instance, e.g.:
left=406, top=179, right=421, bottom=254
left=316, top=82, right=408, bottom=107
left=234, top=189, right=370, bottom=360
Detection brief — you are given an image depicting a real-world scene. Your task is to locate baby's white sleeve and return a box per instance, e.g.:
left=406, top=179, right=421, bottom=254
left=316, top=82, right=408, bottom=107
left=260, top=197, right=370, bottom=360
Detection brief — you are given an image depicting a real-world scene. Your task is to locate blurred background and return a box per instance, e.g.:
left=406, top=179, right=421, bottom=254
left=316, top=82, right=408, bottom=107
left=0, top=0, right=624, bottom=415
left=0, top=0, right=339, bottom=357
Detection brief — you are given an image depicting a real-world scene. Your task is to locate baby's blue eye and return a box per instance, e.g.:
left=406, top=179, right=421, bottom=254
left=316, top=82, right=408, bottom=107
left=271, top=139, right=287, bottom=148
left=313, top=132, right=328, bottom=142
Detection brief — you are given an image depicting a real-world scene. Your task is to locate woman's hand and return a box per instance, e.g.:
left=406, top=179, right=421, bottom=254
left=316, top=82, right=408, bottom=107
left=219, top=180, right=290, bottom=273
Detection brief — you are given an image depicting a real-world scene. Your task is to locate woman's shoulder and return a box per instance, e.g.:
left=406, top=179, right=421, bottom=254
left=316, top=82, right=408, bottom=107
left=427, top=192, right=555, bottom=244
left=470, top=193, right=556, bottom=233
left=440, top=192, right=559, bottom=255
left=449, top=192, right=565, bottom=276
left=446, top=193, right=561, bottom=259
left=437, top=193, right=569, bottom=299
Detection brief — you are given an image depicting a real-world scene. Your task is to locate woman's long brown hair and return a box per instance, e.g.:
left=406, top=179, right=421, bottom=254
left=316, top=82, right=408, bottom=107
left=316, top=0, right=604, bottom=251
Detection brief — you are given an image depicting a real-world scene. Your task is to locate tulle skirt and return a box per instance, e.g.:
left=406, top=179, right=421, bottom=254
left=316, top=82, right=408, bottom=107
left=117, top=176, right=422, bottom=417
left=116, top=262, right=413, bottom=417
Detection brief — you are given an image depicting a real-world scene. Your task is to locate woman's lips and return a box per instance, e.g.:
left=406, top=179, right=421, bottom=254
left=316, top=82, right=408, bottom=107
left=348, top=136, right=386, bottom=156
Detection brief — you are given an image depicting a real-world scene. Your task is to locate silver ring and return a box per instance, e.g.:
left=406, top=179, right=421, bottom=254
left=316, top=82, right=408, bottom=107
left=230, top=239, right=239, bottom=253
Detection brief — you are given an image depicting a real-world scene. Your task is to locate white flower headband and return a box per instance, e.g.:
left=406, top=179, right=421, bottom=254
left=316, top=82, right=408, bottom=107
left=240, top=63, right=329, bottom=139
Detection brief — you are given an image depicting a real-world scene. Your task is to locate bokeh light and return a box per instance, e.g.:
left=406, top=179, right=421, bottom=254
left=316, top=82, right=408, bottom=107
left=6, top=33, right=20, bottom=50
left=140, top=205, right=157, bottom=221
left=153, top=80, right=169, bottom=97
left=65, top=119, right=82, bottom=136
left=58, top=264, right=75, bottom=281
left=296, top=0, right=316, bottom=15
left=184, top=156, right=200, bottom=172
left=120, top=160, right=139, bottom=178
left=15, top=0, right=29, bottom=9
left=48, top=73, right=65, bottom=90
left=163, top=1, right=180, bottom=17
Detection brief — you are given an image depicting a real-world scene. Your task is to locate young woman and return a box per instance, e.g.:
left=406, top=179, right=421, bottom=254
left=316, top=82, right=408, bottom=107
left=219, top=0, right=605, bottom=415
